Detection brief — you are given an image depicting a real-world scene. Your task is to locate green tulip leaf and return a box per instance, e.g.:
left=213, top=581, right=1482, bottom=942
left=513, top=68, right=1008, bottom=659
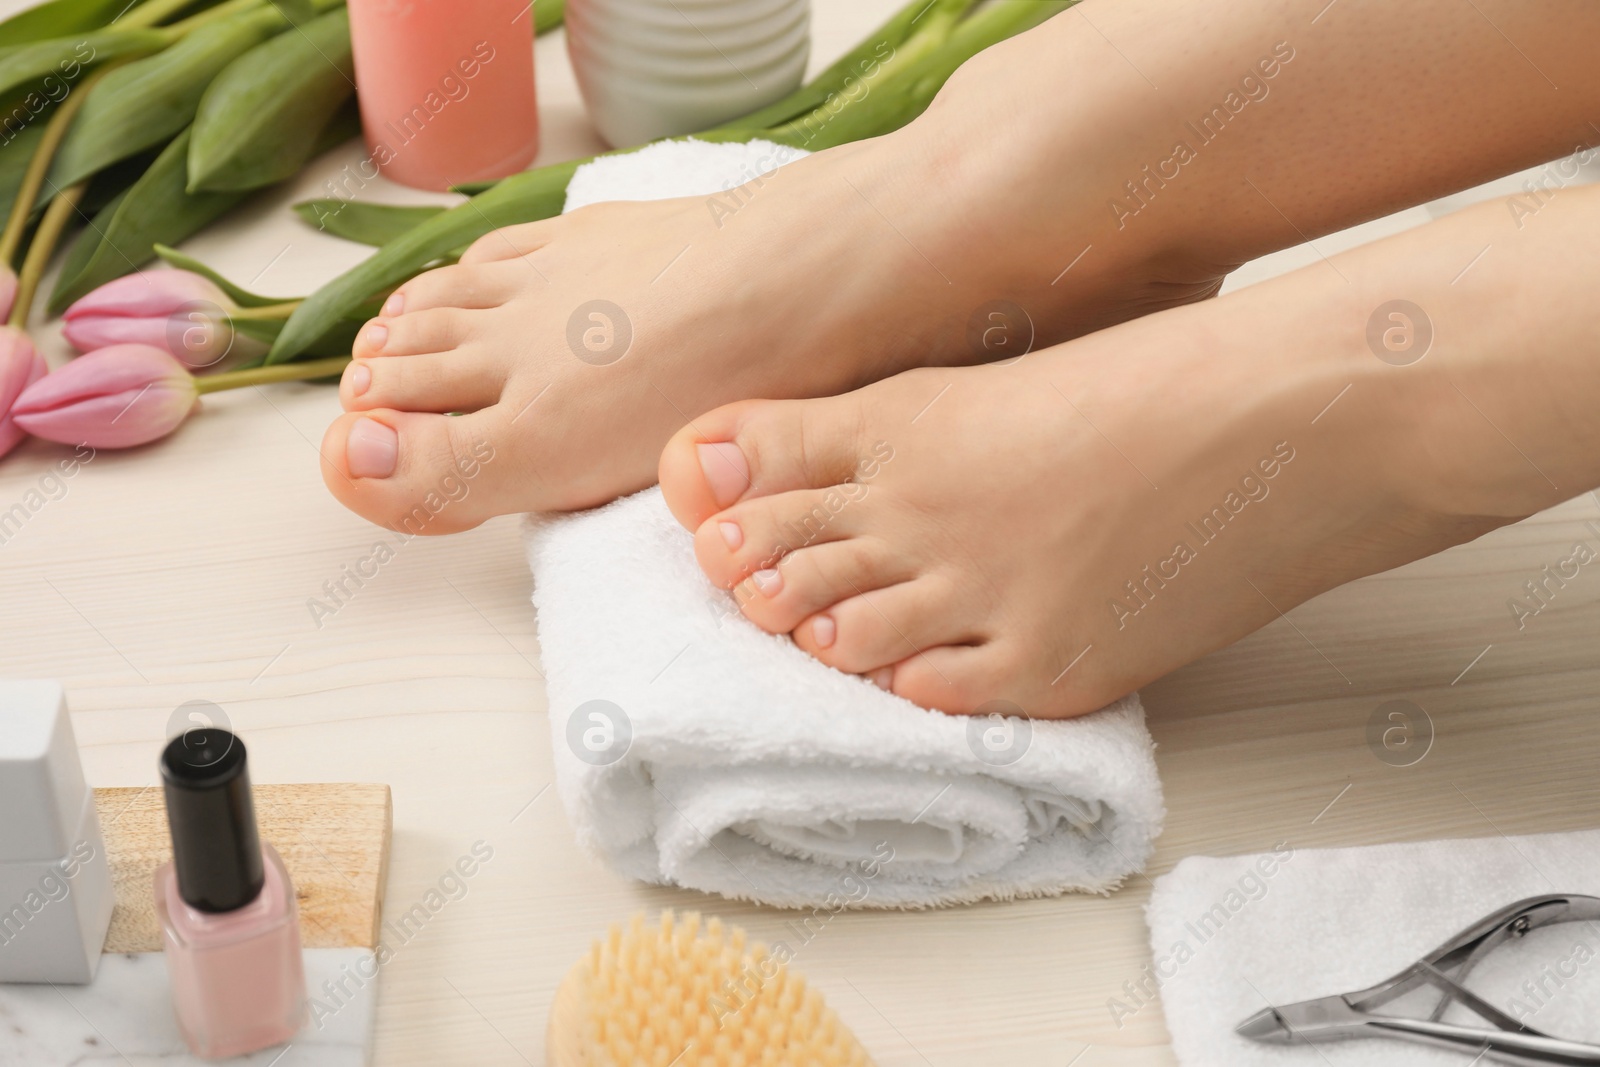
left=268, top=159, right=581, bottom=362
left=48, top=107, right=361, bottom=314
left=187, top=7, right=355, bottom=192
left=153, top=243, right=295, bottom=307
left=48, top=128, right=249, bottom=314
left=533, top=0, right=564, bottom=34
left=0, top=29, right=168, bottom=102
left=51, top=185, right=126, bottom=300
left=229, top=310, right=377, bottom=366
left=229, top=316, right=285, bottom=346
left=48, top=6, right=288, bottom=193
left=79, top=141, right=164, bottom=213
left=0, top=0, right=134, bottom=45
left=292, top=200, right=448, bottom=247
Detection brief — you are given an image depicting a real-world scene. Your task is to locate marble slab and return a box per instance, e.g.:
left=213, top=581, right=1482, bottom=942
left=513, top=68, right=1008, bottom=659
left=0, top=948, right=377, bottom=1066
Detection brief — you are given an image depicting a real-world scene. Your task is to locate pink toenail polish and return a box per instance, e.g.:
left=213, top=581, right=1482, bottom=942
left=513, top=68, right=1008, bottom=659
left=811, top=614, right=836, bottom=648
left=718, top=522, right=743, bottom=550
left=346, top=418, right=398, bottom=478
left=751, top=568, right=782, bottom=597
left=345, top=362, right=371, bottom=397
left=381, top=291, right=405, bottom=317
left=362, top=323, right=388, bottom=352
left=697, top=442, right=749, bottom=509
left=870, top=667, right=893, bottom=691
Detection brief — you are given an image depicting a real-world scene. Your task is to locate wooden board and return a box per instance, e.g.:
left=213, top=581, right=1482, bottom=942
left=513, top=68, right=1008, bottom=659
left=94, top=783, right=393, bottom=954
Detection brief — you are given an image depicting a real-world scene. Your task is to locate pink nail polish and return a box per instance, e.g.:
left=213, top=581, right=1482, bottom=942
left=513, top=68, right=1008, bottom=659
left=718, top=522, right=743, bottom=550
left=345, top=362, right=372, bottom=397
left=751, top=568, right=782, bottom=597
left=811, top=614, right=836, bottom=648
left=362, top=323, right=388, bottom=352
left=381, top=291, right=405, bottom=317
left=696, top=442, right=750, bottom=508
left=346, top=418, right=398, bottom=478
left=155, top=730, right=306, bottom=1059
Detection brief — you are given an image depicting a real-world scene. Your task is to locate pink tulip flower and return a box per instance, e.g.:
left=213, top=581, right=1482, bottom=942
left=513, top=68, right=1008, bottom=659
left=0, top=326, right=47, bottom=459
left=0, top=266, right=17, bottom=325
left=12, top=344, right=198, bottom=449
left=62, top=270, right=235, bottom=369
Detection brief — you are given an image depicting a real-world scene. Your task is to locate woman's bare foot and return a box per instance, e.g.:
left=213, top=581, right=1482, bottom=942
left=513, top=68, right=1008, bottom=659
left=319, top=0, right=1598, bottom=534
left=656, top=191, right=1600, bottom=717
left=318, top=131, right=1210, bottom=533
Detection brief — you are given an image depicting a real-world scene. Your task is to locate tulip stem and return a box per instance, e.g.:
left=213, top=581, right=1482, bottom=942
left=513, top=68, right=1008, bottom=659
left=195, top=356, right=351, bottom=394
left=9, top=183, right=87, bottom=329
left=0, top=60, right=126, bottom=271
left=227, top=300, right=303, bottom=322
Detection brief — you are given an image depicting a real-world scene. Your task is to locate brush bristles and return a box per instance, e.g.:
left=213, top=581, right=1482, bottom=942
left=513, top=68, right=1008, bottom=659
left=561, top=910, right=872, bottom=1066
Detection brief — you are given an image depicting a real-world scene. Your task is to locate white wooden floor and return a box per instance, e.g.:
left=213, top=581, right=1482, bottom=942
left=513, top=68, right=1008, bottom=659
left=2, top=2, right=1597, bottom=1064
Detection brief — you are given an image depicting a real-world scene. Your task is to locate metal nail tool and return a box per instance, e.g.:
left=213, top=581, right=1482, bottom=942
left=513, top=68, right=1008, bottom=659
left=1237, top=893, right=1600, bottom=1065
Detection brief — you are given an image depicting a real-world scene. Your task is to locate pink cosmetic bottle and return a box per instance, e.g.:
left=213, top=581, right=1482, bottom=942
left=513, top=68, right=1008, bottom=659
left=154, top=729, right=306, bottom=1059
left=347, top=0, right=540, bottom=190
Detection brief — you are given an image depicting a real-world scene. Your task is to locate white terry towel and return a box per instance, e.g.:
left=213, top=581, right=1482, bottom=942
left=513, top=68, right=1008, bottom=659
left=528, top=488, right=1165, bottom=909
left=1143, top=829, right=1600, bottom=1066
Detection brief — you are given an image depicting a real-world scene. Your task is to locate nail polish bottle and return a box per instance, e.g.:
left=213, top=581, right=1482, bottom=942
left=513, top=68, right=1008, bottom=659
left=0, top=679, right=114, bottom=983
left=154, top=728, right=306, bottom=1059
left=347, top=0, right=540, bottom=190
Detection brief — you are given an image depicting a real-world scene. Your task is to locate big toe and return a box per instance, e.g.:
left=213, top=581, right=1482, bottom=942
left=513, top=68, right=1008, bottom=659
left=321, top=408, right=519, bottom=534
left=659, top=396, right=884, bottom=530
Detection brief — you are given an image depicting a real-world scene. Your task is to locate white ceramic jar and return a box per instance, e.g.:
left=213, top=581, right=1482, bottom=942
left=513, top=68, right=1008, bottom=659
left=565, top=0, right=810, bottom=148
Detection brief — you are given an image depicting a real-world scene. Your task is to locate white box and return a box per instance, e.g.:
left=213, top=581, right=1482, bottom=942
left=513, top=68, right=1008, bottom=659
left=0, top=680, right=115, bottom=983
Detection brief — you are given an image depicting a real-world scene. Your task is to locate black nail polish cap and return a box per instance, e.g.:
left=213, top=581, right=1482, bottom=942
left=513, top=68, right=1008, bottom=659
left=160, top=728, right=264, bottom=913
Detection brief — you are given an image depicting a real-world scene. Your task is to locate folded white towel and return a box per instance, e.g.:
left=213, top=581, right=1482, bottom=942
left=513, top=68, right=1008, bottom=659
left=563, top=135, right=810, bottom=211
left=528, top=488, right=1165, bottom=909
left=1143, top=829, right=1600, bottom=1066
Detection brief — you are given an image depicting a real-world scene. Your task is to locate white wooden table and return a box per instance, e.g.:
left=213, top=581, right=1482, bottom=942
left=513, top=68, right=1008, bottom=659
left=2, top=3, right=1597, bottom=1064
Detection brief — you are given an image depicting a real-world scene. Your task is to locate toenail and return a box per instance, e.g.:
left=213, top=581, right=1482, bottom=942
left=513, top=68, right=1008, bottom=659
left=346, top=418, right=398, bottom=478
left=812, top=614, right=836, bottom=648
left=697, top=442, right=750, bottom=508
left=381, top=291, right=405, bottom=317
left=345, top=361, right=371, bottom=396
left=362, top=322, right=388, bottom=351
left=751, top=568, right=782, bottom=596
left=870, top=667, right=893, bottom=691
left=718, top=521, right=743, bottom=550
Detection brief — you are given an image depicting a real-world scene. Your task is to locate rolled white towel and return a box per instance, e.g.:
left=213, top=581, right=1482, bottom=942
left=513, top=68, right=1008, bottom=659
left=528, top=488, right=1165, bottom=909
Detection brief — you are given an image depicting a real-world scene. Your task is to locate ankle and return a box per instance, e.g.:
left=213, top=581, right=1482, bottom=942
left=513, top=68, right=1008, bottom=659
left=876, top=80, right=1235, bottom=348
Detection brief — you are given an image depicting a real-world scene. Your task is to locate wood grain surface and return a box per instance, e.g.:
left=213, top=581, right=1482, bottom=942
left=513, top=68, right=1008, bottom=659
left=95, top=783, right=393, bottom=953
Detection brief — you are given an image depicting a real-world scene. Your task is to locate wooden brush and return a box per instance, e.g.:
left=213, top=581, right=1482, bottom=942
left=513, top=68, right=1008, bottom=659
left=547, top=910, right=874, bottom=1066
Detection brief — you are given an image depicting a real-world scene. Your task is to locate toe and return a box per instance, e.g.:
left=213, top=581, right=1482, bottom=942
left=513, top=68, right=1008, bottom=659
left=320, top=408, right=518, bottom=534
left=660, top=396, right=891, bottom=529
left=722, top=537, right=912, bottom=636
left=384, top=261, right=524, bottom=314
left=792, top=577, right=974, bottom=676
left=355, top=307, right=477, bottom=359
left=693, top=486, right=866, bottom=587
left=459, top=219, right=560, bottom=264
left=341, top=349, right=505, bottom=414
left=885, top=645, right=1019, bottom=715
